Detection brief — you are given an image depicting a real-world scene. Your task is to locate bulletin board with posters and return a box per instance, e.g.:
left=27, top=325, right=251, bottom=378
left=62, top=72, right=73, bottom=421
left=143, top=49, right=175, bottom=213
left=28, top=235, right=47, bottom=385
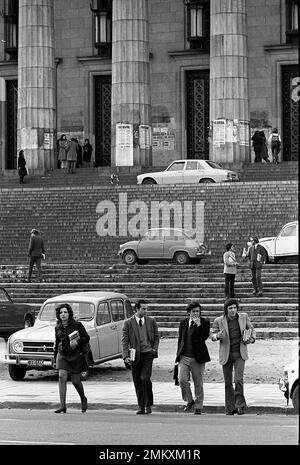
left=116, top=123, right=133, bottom=166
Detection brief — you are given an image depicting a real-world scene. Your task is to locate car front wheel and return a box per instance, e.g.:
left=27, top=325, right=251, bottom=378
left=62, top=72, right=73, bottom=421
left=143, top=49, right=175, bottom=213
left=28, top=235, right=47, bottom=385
left=199, top=178, right=215, bottom=184
left=8, top=365, right=26, bottom=381
left=123, top=250, right=137, bottom=265
left=142, top=178, right=157, bottom=185
left=292, top=385, right=299, bottom=412
left=174, top=251, right=189, bottom=265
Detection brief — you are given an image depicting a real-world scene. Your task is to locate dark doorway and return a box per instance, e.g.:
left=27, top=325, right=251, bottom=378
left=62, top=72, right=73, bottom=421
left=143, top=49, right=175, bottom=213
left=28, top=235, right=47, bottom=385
left=282, top=65, right=299, bottom=161
left=94, top=75, right=112, bottom=166
left=186, top=70, right=210, bottom=159
left=6, top=79, right=18, bottom=169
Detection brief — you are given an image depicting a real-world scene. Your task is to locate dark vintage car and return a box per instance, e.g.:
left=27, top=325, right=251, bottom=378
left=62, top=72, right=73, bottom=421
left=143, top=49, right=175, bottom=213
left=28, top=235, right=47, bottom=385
left=0, top=287, right=35, bottom=339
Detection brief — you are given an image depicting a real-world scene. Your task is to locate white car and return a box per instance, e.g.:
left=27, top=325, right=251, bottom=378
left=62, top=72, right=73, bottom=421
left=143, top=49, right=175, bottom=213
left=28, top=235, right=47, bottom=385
left=259, top=221, right=298, bottom=263
left=5, top=291, right=134, bottom=381
left=137, top=159, right=239, bottom=185
left=279, top=359, right=299, bottom=412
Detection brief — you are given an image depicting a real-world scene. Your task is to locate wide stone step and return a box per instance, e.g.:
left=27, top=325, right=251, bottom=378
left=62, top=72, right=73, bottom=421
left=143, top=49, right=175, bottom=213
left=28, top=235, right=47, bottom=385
left=10, top=297, right=298, bottom=307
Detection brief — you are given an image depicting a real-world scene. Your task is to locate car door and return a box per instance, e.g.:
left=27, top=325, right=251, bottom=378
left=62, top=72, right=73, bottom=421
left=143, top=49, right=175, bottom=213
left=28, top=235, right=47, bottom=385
left=137, top=229, right=164, bottom=258
left=110, top=299, right=126, bottom=353
left=72, top=301, right=98, bottom=363
left=95, top=301, right=118, bottom=360
left=183, top=160, right=200, bottom=183
left=274, top=223, right=298, bottom=257
left=162, top=161, right=185, bottom=184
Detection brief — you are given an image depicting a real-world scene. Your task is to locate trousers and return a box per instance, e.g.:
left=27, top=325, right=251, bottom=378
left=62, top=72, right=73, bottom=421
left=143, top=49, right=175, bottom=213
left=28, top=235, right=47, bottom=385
left=131, top=352, right=154, bottom=409
left=28, top=257, right=42, bottom=281
left=222, top=351, right=246, bottom=413
left=251, top=265, right=263, bottom=292
left=178, top=355, right=206, bottom=409
left=224, top=273, right=235, bottom=298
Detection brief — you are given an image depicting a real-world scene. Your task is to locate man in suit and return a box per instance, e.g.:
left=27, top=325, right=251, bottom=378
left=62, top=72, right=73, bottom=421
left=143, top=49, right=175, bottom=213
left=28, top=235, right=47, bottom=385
left=175, top=301, right=210, bottom=415
left=211, top=298, right=256, bottom=415
left=247, top=236, right=267, bottom=296
left=28, top=229, right=45, bottom=282
left=122, top=299, right=159, bottom=415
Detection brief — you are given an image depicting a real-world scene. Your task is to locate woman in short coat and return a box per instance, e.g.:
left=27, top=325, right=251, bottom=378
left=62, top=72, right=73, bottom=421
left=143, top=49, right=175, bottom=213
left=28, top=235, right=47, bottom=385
left=53, top=303, right=90, bottom=413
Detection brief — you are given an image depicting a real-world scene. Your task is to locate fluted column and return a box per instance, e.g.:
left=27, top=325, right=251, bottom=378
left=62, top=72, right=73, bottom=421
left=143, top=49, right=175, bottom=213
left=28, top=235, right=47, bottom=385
left=17, top=0, right=56, bottom=171
left=209, top=0, right=250, bottom=163
left=111, top=0, right=152, bottom=166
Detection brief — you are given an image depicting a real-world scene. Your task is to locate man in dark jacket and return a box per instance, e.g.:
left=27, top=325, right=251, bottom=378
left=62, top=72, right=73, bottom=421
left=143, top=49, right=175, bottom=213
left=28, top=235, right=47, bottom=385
left=28, top=229, right=45, bottom=282
left=122, top=299, right=159, bottom=415
left=175, top=301, right=210, bottom=415
left=246, top=236, right=267, bottom=296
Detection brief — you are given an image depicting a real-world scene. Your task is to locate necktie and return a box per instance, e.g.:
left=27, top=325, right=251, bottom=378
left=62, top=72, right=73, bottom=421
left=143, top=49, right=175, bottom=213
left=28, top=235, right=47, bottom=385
left=139, top=318, right=143, bottom=327
left=190, top=321, right=195, bottom=328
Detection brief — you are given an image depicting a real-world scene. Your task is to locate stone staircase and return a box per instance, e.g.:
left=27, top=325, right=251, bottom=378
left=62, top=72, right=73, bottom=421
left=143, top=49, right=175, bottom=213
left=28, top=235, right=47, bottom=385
left=0, top=181, right=298, bottom=264
left=0, top=161, right=298, bottom=189
left=1, top=263, right=298, bottom=339
left=239, top=161, right=298, bottom=182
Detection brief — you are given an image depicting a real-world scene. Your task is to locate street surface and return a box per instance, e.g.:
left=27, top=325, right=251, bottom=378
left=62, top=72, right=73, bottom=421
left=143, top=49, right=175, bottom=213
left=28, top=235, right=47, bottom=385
left=0, top=409, right=297, bottom=445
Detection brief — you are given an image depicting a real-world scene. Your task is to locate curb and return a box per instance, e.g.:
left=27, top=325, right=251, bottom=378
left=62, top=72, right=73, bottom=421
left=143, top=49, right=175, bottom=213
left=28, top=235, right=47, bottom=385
left=0, top=402, right=296, bottom=415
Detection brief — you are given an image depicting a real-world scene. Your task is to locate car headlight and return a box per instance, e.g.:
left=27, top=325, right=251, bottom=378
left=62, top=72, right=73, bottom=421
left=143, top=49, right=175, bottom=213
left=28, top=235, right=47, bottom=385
left=12, top=341, right=24, bottom=353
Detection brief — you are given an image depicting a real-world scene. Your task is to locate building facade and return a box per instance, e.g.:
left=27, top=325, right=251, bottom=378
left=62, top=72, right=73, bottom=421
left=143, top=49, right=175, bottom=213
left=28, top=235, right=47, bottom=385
left=0, top=0, right=298, bottom=173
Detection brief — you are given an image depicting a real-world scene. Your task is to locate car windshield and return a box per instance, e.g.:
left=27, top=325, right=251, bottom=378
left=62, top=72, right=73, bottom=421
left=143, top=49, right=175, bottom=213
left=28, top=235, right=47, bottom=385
left=182, top=229, right=196, bottom=239
left=166, top=162, right=185, bottom=172
left=205, top=161, right=223, bottom=169
left=0, top=288, right=10, bottom=302
left=39, top=302, right=95, bottom=322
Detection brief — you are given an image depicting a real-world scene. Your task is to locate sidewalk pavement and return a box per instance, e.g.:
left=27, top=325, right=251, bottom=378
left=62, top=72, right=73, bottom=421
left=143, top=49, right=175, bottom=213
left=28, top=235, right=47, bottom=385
left=0, top=379, right=296, bottom=414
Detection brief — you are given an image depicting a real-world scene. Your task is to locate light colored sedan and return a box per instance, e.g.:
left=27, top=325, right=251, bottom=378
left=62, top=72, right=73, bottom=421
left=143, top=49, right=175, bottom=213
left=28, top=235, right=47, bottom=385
left=259, top=221, right=298, bottom=263
left=137, top=159, right=239, bottom=185
left=5, top=291, right=134, bottom=381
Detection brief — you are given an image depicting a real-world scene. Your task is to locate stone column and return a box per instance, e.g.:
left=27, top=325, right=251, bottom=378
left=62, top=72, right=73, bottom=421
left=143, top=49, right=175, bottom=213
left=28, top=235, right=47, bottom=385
left=17, top=0, right=56, bottom=172
left=209, top=0, right=250, bottom=164
left=0, top=78, right=5, bottom=172
left=111, top=0, right=152, bottom=167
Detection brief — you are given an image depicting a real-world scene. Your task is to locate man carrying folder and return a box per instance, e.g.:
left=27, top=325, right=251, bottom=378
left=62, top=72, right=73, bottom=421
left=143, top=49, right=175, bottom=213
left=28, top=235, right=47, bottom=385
left=121, top=299, right=159, bottom=415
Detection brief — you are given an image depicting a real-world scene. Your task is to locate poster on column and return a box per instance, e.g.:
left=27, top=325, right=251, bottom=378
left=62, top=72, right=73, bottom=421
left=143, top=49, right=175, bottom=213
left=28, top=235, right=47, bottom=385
left=213, top=120, right=226, bottom=146
left=116, top=123, right=133, bottom=166
left=20, top=128, right=38, bottom=150
left=139, top=125, right=152, bottom=149
left=239, top=121, right=250, bottom=146
left=44, top=131, right=54, bottom=150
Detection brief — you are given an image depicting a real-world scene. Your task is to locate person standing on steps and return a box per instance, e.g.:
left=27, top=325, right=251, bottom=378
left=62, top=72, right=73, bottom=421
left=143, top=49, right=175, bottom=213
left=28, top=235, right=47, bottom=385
left=82, top=138, right=93, bottom=168
left=251, top=130, right=262, bottom=163
left=268, top=128, right=281, bottom=164
left=17, top=150, right=28, bottom=184
left=245, top=236, right=267, bottom=296
left=53, top=303, right=89, bottom=414
left=57, top=134, right=68, bottom=169
left=259, top=131, right=270, bottom=163
left=175, top=301, right=210, bottom=415
left=211, top=298, right=256, bottom=416
left=121, top=299, right=160, bottom=415
left=28, top=229, right=45, bottom=283
left=223, top=243, right=238, bottom=298
left=66, top=138, right=78, bottom=174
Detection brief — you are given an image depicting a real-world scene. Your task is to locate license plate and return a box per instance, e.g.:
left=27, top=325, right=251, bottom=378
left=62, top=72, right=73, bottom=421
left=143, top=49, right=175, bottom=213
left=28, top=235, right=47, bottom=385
left=28, top=360, right=44, bottom=367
